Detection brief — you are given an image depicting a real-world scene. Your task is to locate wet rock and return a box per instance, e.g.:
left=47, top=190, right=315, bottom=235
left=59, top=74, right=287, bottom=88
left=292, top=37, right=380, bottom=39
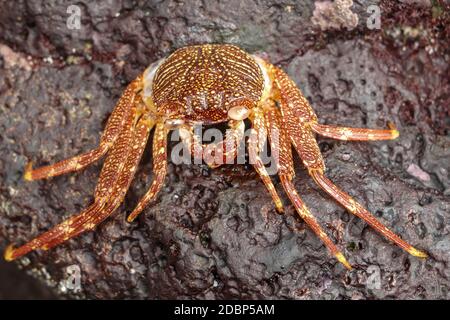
left=0, top=0, right=449, bottom=299
left=311, top=0, right=359, bottom=31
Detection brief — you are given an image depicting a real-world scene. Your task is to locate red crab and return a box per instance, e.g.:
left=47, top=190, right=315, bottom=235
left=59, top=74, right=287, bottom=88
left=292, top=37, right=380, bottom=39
left=5, top=44, right=427, bottom=269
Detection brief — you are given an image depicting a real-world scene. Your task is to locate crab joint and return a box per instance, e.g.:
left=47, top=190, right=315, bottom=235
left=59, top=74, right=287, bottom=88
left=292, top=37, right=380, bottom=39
left=228, top=105, right=249, bottom=121
left=387, top=122, right=400, bottom=139
left=407, top=247, right=428, bottom=259
left=389, top=127, right=400, bottom=140
left=335, top=252, right=352, bottom=270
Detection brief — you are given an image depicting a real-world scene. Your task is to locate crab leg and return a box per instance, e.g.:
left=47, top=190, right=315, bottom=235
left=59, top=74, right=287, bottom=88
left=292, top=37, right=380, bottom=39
left=274, top=66, right=427, bottom=259
left=45, top=116, right=155, bottom=248
left=264, top=109, right=295, bottom=179
left=265, top=108, right=351, bottom=269
left=179, top=120, right=245, bottom=168
left=248, top=108, right=284, bottom=213
left=127, top=123, right=168, bottom=222
left=309, top=170, right=427, bottom=258
left=36, top=113, right=153, bottom=251
left=5, top=106, right=154, bottom=261
left=4, top=202, right=104, bottom=260
left=24, top=76, right=143, bottom=181
left=280, top=176, right=352, bottom=269
left=310, top=123, right=399, bottom=141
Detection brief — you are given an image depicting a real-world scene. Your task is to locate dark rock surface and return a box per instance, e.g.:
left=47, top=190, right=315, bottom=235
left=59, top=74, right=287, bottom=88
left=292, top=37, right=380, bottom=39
left=0, top=257, right=57, bottom=299
left=0, top=0, right=449, bottom=299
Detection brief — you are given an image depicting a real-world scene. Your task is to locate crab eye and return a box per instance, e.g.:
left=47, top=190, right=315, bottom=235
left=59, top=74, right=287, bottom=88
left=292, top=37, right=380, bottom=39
left=228, top=105, right=250, bottom=121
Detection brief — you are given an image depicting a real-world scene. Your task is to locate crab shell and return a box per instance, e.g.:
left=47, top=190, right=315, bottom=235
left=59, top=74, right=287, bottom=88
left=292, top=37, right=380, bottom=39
left=141, top=44, right=272, bottom=124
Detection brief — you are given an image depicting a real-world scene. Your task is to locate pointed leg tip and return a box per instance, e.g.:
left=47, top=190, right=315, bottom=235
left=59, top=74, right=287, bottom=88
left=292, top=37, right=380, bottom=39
left=127, top=215, right=136, bottom=223
left=391, top=129, right=400, bottom=140
left=275, top=203, right=284, bottom=214
left=4, top=245, right=16, bottom=262
left=23, top=162, right=34, bottom=181
left=387, top=122, right=399, bottom=139
left=408, top=247, right=428, bottom=259
left=335, top=252, right=352, bottom=270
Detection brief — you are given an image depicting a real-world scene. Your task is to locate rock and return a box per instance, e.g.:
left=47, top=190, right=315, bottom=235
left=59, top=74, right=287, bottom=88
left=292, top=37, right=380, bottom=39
left=0, top=0, right=449, bottom=299
left=311, top=0, right=359, bottom=31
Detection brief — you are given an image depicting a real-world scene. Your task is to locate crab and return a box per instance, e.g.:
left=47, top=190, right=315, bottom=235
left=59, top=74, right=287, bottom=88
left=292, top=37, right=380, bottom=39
left=4, top=44, right=427, bottom=269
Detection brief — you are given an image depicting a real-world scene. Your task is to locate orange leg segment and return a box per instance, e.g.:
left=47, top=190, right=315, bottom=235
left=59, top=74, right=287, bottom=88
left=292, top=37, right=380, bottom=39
left=309, top=169, right=427, bottom=258
left=24, top=77, right=143, bottom=181
left=4, top=202, right=106, bottom=260
left=5, top=108, right=154, bottom=261
left=24, top=146, right=109, bottom=181
left=127, top=123, right=168, bottom=222
left=311, top=123, right=399, bottom=141
left=264, top=106, right=351, bottom=269
left=280, top=175, right=352, bottom=269
left=249, top=108, right=284, bottom=213
left=273, top=65, right=427, bottom=260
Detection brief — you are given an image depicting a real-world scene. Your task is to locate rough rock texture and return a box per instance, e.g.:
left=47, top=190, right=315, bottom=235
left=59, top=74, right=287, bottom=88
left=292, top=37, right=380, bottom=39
left=0, top=0, right=449, bottom=299
left=311, top=0, right=359, bottom=31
